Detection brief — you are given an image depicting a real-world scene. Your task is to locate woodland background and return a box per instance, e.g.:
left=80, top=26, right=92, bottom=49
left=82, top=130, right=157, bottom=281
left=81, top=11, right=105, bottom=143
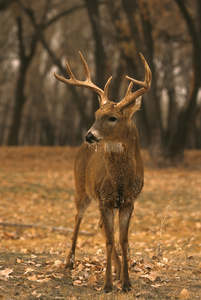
left=0, top=0, right=201, bottom=163
left=0, top=1, right=201, bottom=298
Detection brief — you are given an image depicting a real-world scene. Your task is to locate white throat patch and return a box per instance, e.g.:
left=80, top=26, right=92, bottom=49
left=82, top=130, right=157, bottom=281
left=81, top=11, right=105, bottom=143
left=104, top=142, right=124, bottom=153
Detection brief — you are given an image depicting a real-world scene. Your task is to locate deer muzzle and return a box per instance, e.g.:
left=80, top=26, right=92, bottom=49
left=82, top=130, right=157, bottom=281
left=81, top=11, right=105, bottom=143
left=85, top=131, right=99, bottom=144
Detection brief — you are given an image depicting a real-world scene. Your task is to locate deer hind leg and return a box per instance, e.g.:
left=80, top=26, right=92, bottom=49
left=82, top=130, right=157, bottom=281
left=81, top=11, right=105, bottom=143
left=65, top=194, right=91, bottom=270
left=99, top=206, right=115, bottom=293
left=119, top=204, right=134, bottom=292
left=99, top=210, right=121, bottom=279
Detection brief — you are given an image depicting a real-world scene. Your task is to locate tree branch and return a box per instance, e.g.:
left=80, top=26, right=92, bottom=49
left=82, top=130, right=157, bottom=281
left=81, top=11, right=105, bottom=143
left=45, top=5, right=86, bottom=28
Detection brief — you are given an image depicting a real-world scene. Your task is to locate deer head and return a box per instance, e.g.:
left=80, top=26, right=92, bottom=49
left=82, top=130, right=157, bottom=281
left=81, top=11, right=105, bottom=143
left=54, top=52, right=151, bottom=145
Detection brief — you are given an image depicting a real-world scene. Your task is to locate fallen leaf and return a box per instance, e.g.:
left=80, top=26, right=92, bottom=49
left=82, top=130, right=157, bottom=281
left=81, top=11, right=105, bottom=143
left=140, top=271, right=160, bottom=282
left=151, top=283, right=163, bottom=288
left=88, top=274, right=97, bottom=285
left=73, top=280, right=83, bottom=286
left=31, top=290, right=42, bottom=298
left=27, top=260, right=35, bottom=265
left=143, top=259, right=154, bottom=270
left=24, top=268, right=35, bottom=275
left=0, top=268, right=13, bottom=277
left=27, top=274, right=51, bottom=282
left=27, top=274, right=38, bottom=281
left=37, top=277, right=51, bottom=283
left=35, top=264, right=41, bottom=267
left=163, top=257, right=168, bottom=264
left=77, top=263, right=85, bottom=271
left=179, top=289, right=190, bottom=299
left=54, top=260, right=63, bottom=267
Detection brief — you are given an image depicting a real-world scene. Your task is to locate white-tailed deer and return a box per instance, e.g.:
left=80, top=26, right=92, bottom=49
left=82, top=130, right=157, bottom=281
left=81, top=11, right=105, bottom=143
left=54, top=52, right=151, bottom=292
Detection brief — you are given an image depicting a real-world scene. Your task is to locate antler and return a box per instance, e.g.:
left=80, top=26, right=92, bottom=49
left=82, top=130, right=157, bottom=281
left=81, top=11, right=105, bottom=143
left=54, top=52, right=112, bottom=107
left=115, top=53, right=152, bottom=111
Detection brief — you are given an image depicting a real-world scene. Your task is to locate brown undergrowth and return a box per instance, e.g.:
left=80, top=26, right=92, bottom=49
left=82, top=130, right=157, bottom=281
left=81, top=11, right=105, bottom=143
left=0, top=147, right=201, bottom=299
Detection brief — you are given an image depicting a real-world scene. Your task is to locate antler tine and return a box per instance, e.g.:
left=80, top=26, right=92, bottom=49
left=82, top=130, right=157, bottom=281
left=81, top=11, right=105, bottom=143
left=65, top=60, right=76, bottom=80
left=78, top=51, right=91, bottom=81
left=115, top=53, right=152, bottom=111
left=54, top=52, right=111, bottom=107
left=102, top=76, right=112, bottom=103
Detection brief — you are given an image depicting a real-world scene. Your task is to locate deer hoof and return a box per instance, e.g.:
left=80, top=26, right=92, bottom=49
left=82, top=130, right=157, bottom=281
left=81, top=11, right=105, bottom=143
left=103, top=283, right=113, bottom=293
left=122, top=282, right=132, bottom=292
left=65, top=261, right=73, bottom=271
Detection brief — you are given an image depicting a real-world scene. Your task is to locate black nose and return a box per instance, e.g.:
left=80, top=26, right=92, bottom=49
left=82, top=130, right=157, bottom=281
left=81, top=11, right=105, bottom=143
left=85, top=132, right=98, bottom=144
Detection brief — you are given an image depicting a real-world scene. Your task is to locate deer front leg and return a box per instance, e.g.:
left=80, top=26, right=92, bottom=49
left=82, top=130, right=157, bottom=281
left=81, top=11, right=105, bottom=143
left=65, top=212, right=82, bottom=270
left=119, top=204, right=134, bottom=292
left=100, top=207, right=115, bottom=293
left=66, top=195, right=91, bottom=270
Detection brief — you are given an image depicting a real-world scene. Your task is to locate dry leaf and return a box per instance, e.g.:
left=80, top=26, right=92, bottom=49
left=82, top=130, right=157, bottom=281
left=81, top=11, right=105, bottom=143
left=73, top=280, right=83, bottom=286
left=37, top=277, right=51, bottom=283
left=24, top=268, right=35, bottom=275
left=21, top=248, right=28, bottom=254
left=27, top=274, right=51, bottom=283
left=88, top=274, right=97, bottom=285
left=27, top=274, right=38, bottom=281
left=31, top=290, right=42, bottom=298
left=54, top=260, right=63, bottom=267
left=35, top=264, right=41, bottom=267
left=163, top=257, right=168, bottom=264
left=142, top=259, right=154, bottom=270
left=140, top=271, right=160, bottom=282
left=77, top=263, right=85, bottom=271
left=151, top=283, right=163, bottom=288
left=179, top=289, right=190, bottom=299
left=0, top=268, right=13, bottom=277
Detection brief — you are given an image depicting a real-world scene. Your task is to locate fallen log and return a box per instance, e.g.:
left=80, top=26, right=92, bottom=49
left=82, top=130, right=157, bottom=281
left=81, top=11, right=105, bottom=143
left=0, top=222, right=94, bottom=236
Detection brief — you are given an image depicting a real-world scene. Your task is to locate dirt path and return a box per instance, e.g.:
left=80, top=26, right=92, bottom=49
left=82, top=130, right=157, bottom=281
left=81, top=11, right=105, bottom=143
left=0, top=147, right=201, bottom=299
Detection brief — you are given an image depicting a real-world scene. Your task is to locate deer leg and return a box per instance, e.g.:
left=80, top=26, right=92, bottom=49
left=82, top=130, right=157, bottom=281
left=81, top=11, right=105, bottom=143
left=99, top=218, right=121, bottom=279
left=66, top=195, right=91, bottom=270
left=100, top=207, right=115, bottom=293
left=119, top=204, right=134, bottom=292
left=112, top=245, right=121, bottom=279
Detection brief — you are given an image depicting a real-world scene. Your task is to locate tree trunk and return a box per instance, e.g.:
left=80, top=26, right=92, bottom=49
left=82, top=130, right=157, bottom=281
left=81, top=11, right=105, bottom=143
left=167, top=0, right=201, bottom=161
left=7, top=15, right=37, bottom=145
left=84, top=0, right=108, bottom=114
left=7, top=61, right=27, bottom=145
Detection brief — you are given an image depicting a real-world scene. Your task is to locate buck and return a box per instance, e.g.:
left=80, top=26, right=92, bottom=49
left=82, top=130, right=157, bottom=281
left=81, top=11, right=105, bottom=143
left=54, top=52, right=151, bottom=292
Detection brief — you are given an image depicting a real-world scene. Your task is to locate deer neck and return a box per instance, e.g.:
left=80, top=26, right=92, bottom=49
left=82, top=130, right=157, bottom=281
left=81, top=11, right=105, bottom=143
left=103, top=141, right=135, bottom=176
left=103, top=141, right=136, bottom=208
left=104, top=142, right=125, bottom=153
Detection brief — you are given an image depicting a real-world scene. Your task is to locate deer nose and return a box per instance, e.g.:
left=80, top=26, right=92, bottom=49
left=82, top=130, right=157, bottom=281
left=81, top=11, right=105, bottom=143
left=85, top=131, right=98, bottom=144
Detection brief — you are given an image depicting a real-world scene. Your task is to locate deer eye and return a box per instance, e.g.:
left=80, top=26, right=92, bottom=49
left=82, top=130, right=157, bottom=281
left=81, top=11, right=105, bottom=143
left=108, top=116, right=117, bottom=122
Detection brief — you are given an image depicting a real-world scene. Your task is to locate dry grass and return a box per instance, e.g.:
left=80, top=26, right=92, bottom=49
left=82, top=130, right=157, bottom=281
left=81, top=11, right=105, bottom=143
left=0, top=147, right=201, bottom=299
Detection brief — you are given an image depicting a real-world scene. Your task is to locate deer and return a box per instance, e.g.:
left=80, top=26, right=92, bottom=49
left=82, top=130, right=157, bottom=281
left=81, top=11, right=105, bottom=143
left=54, top=52, right=151, bottom=293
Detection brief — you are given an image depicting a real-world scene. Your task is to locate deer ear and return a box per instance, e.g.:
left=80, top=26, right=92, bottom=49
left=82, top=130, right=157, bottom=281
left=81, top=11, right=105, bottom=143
left=123, top=96, right=142, bottom=117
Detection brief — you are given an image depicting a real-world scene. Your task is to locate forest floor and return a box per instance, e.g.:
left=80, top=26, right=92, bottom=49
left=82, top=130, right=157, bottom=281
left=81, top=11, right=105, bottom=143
left=0, top=147, right=201, bottom=300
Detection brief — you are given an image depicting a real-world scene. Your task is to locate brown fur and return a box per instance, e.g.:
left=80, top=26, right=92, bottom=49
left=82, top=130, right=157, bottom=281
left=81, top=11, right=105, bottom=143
left=66, top=103, right=144, bottom=292
left=54, top=52, right=151, bottom=292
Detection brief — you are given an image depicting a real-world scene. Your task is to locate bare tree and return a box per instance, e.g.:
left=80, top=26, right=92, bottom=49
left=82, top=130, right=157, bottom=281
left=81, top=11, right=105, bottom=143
left=7, top=4, right=38, bottom=145
left=0, top=0, right=201, bottom=163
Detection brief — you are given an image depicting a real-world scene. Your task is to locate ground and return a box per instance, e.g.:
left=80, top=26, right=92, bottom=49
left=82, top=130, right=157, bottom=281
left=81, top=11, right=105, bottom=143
left=0, top=147, right=201, bottom=300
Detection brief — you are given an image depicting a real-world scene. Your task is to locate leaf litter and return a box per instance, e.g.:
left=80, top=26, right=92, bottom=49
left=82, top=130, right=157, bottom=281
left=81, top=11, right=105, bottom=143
left=0, top=147, right=201, bottom=299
